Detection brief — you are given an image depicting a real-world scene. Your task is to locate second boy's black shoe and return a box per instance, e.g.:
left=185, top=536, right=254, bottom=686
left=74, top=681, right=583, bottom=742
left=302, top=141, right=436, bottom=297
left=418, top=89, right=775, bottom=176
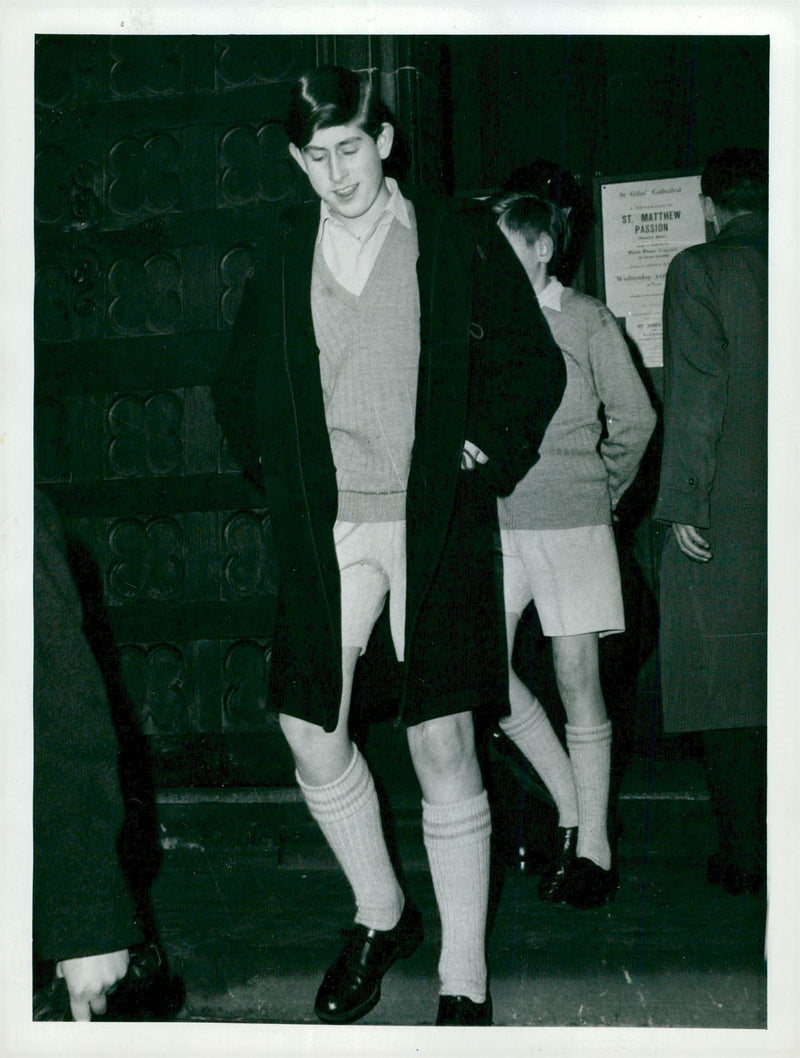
left=314, top=902, right=424, bottom=1024
left=537, top=825, right=578, bottom=902
left=436, top=993, right=493, bottom=1026
left=558, top=856, right=618, bottom=909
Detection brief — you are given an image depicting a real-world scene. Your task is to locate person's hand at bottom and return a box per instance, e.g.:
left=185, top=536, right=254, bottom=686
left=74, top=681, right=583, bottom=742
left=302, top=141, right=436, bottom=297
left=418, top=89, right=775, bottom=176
left=56, top=949, right=130, bottom=1021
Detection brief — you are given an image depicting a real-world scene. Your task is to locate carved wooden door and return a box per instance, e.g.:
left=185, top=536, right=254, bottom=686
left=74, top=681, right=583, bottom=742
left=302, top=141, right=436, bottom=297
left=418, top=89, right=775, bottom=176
left=34, top=34, right=450, bottom=786
left=34, top=35, right=322, bottom=785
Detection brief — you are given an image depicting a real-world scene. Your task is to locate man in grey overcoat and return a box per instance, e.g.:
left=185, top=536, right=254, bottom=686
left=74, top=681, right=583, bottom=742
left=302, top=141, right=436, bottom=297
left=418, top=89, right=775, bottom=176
left=655, top=146, right=767, bottom=895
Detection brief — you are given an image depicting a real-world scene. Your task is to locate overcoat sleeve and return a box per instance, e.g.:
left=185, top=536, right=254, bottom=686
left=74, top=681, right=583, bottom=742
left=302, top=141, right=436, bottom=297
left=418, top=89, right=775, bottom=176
left=465, top=210, right=566, bottom=497
left=33, top=490, right=142, bottom=962
left=655, top=249, right=729, bottom=528
left=211, top=268, right=269, bottom=490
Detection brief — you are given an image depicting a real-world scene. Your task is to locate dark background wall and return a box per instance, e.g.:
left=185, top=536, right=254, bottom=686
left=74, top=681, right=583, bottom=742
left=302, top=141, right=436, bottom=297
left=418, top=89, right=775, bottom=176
left=448, top=36, right=768, bottom=201
left=33, top=34, right=769, bottom=787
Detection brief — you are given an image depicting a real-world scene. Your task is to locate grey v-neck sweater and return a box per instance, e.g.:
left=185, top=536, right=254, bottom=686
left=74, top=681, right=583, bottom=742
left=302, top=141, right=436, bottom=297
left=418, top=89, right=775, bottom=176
left=311, top=215, right=421, bottom=522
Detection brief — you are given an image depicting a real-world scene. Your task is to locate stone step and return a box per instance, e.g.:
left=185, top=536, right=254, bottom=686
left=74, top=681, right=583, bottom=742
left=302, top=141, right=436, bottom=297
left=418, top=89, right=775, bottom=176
left=151, top=757, right=712, bottom=874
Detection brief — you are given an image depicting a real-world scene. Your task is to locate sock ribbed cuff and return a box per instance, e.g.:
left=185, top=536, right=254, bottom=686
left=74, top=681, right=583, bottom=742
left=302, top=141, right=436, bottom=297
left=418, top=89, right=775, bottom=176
left=422, top=790, right=492, bottom=850
left=296, top=745, right=371, bottom=822
left=565, top=719, right=612, bottom=747
left=499, top=702, right=549, bottom=741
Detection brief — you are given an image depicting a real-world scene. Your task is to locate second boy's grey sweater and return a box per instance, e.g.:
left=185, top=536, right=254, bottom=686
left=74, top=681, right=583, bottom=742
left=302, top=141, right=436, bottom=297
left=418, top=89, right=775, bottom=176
left=499, top=282, right=656, bottom=531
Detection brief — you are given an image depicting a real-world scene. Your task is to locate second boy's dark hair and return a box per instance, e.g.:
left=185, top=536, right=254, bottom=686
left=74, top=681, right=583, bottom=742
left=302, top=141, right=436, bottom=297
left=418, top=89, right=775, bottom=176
left=701, top=147, right=768, bottom=214
left=286, top=65, right=390, bottom=148
left=490, top=191, right=573, bottom=267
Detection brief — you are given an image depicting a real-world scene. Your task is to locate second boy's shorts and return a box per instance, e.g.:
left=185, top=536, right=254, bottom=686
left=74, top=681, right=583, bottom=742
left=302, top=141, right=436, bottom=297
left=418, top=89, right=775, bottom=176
left=334, top=520, right=406, bottom=660
left=500, top=524, right=624, bottom=637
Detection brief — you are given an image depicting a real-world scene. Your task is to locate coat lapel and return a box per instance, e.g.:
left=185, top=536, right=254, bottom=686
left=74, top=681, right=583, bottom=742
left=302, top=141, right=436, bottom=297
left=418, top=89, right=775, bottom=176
left=280, top=202, right=319, bottom=367
left=412, top=192, right=437, bottom=350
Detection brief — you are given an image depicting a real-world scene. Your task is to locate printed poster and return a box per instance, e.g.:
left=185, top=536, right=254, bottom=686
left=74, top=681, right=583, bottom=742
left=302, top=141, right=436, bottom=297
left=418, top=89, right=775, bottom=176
left=600, top=174, right=706, bottom=368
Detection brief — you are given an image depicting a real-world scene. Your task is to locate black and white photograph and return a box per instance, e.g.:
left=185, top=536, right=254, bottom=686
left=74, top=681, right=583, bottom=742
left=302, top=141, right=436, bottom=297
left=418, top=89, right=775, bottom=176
left=1, top=4, right=797, bottom=1057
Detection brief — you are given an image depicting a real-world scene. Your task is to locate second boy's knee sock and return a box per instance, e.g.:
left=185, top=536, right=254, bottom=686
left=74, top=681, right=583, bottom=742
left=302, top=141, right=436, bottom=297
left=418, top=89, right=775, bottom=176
left=565, top=720, right=612, bottom=870
left=500, top=699, right=579, bottom=828
left=422, top=790, right=491, bottom=1003
left=297, top=745, right=404, bottom=931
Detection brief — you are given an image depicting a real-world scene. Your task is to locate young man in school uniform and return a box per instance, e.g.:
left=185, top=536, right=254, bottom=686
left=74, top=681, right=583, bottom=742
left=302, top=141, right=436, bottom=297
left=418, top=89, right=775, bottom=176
left=213, top=64, right=564, bottom=1026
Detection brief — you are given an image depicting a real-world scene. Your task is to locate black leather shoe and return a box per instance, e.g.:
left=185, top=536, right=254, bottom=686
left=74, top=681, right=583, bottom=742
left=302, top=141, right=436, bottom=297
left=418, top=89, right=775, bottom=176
left=707, top=853, right=763, bottom=895
left=436, top=993, right=493, bottom=1026
left=100, top=941, right=185, bottom=1021
left=558, top=856, right=618, bottom=909
left=314, top=903, right=424, bottom=1024
left=537, top=825, right=578, bottom=902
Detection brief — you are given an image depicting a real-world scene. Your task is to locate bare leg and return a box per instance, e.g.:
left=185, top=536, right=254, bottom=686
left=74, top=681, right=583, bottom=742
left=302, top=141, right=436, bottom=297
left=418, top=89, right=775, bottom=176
left=551, top=632, right=607, bottom=729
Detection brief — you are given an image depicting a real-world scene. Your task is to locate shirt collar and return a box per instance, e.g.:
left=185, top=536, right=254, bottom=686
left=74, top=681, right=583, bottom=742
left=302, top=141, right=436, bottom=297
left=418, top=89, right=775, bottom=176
left=317, top=177, right=411, bottom=243
left=536, top=276, right=565, bottom=311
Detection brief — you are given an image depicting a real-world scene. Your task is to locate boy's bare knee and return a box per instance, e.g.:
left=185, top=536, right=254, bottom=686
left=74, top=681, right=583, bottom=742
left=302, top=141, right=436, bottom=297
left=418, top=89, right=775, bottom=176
left=279, top=713, right=352, bottom=784
left=407, top=712, right=483, bottom=803
left=552, top=635, right=599, bottom=697
left=407, top=712, right=474, bottom=772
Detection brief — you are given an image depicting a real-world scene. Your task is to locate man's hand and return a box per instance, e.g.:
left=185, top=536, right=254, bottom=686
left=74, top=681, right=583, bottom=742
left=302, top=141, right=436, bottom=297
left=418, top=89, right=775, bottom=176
left=56, top=950, right=130, bottom=1021
left=672, top=522, right=712, bottom=562
left=461, top=440, right=489, bottom=470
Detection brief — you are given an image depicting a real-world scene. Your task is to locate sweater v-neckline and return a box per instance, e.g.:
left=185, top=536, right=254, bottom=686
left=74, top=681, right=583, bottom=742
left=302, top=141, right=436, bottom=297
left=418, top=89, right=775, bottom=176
left=315, top=216, right=404, bottom=301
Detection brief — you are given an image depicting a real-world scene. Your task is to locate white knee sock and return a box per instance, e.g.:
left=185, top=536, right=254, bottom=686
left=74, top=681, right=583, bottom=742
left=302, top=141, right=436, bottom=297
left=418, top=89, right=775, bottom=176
left=499, top=699, right=579, bottom=828
left=565, top=720, right=612, bottom=870
left=422, top=791, right=491, bottom=1003
left=297, top=746, right=404, bottom=931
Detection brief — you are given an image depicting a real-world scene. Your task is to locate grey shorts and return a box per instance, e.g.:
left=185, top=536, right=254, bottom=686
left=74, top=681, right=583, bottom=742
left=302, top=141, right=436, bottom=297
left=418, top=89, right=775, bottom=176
left=335, top=520, right=406, bottom=659
left=500, top=525, right=624, bottom=637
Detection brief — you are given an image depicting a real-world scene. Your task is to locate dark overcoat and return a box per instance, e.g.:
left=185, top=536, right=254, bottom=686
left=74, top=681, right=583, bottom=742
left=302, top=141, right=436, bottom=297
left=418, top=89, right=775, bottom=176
left=33, top=489, right=142, bottom=962
left=655, top=213, right=767, bottom=732
left=213, top=188, right=565, bottom=732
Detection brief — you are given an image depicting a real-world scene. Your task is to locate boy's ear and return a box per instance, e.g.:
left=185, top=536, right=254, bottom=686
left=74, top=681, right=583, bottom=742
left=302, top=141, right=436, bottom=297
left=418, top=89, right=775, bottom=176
left=375, top=122, right=395, bottom=161
left=537, top=232, right=555, bottom=264
left=288, top=142, right=307, bottom=172
left=700, top=194, right=720, bottom=232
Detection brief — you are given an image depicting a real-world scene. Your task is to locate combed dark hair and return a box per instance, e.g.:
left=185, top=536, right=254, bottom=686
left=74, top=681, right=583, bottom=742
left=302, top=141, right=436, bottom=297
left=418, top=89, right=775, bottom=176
left=286, top=65, right=390, bottom=149
left=490, top=191, right=573, bottom=262
left=701, top=147, right=768, bottom=214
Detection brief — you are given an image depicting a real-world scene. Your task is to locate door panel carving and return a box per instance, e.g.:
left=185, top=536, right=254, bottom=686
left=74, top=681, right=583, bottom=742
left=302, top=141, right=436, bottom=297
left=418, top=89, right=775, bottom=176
left=34, top=33, right=442, bottom=785
left=34, top=35, right=318, bottom=784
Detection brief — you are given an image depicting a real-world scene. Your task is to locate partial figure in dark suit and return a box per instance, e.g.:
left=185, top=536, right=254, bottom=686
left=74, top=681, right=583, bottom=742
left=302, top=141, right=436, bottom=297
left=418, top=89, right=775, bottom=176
left=654, top=147, right=768, bottom=895
left=33, top=488, right=143, bottom=1019
left=213, top=65, right=564, bottom=1026
left=33, top=489, right=183, bottom=1022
